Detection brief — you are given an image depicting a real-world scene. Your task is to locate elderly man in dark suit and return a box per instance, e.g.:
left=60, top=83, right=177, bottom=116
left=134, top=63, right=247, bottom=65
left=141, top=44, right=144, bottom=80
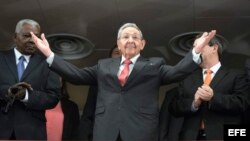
left=31, top=23, right=215, bottom=141
left=79, top=45, right=121, bottom=141
left=0, top=19, right=61, bottom=140
left=169, top=34, right=249, bottom=140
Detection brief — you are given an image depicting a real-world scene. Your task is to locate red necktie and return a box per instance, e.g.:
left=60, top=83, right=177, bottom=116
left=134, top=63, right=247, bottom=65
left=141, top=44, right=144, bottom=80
left=200, top=69, right=213, bottom=129
left=118, top=59, right=132, bottom=86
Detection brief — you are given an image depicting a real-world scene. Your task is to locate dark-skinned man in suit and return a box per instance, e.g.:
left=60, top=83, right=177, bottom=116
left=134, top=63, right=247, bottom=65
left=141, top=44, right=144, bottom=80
left=0, top=19, right=61, bottom=140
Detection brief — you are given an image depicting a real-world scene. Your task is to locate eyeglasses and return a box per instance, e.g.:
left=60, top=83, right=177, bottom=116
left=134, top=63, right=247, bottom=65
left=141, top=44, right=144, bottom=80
left=119, top=34, right=142, bottom=41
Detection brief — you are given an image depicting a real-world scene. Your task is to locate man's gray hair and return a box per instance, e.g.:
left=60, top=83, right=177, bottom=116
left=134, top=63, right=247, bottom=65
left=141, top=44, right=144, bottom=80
left=117, top=23, right=143, bottom=39
left=15, top=19, right=40, bottom=33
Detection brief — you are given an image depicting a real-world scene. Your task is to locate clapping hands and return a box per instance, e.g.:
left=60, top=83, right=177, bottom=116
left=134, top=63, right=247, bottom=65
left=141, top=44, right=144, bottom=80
left=7, top=82, right=33, bottom=100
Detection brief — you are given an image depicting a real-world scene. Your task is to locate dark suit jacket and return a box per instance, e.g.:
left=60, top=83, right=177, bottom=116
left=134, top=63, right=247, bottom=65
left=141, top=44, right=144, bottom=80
left=169, top=66, right=249, bottom=140
left=0, top=49, right=61, bottom=140
left=50, top=51, right=198, bottom=141
left=241, top=59, right=250, bottom=125
left=159, top=87, right=184, bottom=141
left=78, top=85, right=98, bottom=141
left=61, top=98, right=80, bottom=140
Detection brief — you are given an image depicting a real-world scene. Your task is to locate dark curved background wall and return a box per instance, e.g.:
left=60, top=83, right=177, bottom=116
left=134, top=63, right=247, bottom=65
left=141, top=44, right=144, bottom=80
left=1, top=0, right=249, bottom=109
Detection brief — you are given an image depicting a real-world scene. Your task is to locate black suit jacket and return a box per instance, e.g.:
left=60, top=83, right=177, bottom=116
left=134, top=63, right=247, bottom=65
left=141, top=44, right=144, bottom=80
left=0, top=49, right=61, bottom=140
left=159, top=87, right=184, bottom=141
left=242, top=59, right=250, bottom=125
left=61, top=98, right=80, bottom=140
left=78, top=85, right=98, bottom=141
left=169, top=66, right=249, bottom=140
left=50, top=51, right=198, bottom=141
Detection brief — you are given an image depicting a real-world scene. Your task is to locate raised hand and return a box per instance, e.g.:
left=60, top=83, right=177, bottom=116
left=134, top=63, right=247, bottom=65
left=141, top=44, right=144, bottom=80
left=193, top=30, right=216, bottom=53
left=30, top=32, right=52, bottom=57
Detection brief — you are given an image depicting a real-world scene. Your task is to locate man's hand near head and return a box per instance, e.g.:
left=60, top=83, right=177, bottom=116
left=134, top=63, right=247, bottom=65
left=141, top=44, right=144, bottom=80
left=30, top=32, right=52, bottom=57
left=193, top=30, right=216, bottom=54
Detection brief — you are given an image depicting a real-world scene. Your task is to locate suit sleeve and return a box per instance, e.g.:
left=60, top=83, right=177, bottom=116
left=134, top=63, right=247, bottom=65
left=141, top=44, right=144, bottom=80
left=168, top=82, right=197, bottom=117
left=26, top=69, right=61, bottom=110
left=208, top=70, right=249, bottom=114
left=50, top=55, right=97, bottom=85
left=160, top=51, right=199, bottom=84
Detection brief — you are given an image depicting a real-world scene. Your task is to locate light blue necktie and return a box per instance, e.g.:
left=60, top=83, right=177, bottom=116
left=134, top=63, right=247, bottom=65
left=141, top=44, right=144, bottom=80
left=17, top=56, right=25, bottom=80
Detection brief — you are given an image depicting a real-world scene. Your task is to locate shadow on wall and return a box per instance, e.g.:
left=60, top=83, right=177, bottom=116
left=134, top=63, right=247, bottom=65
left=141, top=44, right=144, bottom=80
left=222, top=32, right=250, bottom=70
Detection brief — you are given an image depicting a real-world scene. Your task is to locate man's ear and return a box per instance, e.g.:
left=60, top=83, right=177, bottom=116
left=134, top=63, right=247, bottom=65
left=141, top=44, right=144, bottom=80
left=140, top=39, right=146, bottom=50
left=213, top=44, right=218, bottom=51
left=117, top=40, right=121, bottom=50
left=213, top=44, right=219, bottom=54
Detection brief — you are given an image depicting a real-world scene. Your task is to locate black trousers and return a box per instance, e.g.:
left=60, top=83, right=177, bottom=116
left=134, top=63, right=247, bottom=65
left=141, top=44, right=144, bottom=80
left=10, top=131, right=16, bottom=140
left=197, top=129, right=206, bottom=140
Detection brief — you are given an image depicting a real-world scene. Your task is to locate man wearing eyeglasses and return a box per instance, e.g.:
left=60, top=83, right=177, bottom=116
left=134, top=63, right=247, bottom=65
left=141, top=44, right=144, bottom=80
left=0, top=19, right=60, bottom=140
left=31, top=23, right=215, bottom=141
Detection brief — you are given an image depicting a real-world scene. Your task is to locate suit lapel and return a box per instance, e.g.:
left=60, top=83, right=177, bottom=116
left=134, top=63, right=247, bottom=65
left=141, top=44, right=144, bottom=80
left=191, top=67, right=228, bottom=89
left=21, top=53, right=43, bottom=81
left=124, top=56, right=148, bottom=87
left=110, top=57, right=122, bottom=87
left=191, top=69, right=203, bottom=90
left=210, top=66, right=228, bottom=88
left=4, top=49, right=19, bottom=81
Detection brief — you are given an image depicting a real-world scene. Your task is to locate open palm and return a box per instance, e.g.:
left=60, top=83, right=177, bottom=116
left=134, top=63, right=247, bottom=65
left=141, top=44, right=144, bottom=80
left=31, top=32, right=52, bottom=57
left=194, top=30, right=216, bottom=53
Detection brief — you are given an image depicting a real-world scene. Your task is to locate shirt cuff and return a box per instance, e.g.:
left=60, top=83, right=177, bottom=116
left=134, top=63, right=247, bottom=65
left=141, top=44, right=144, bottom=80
left=20, top=89, right=29, bottom=102
left=192, top=49, right=201, bottom=64
left=46, top=52, right=55, bottom=67
left=191, top=101, right=199, bottom=112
